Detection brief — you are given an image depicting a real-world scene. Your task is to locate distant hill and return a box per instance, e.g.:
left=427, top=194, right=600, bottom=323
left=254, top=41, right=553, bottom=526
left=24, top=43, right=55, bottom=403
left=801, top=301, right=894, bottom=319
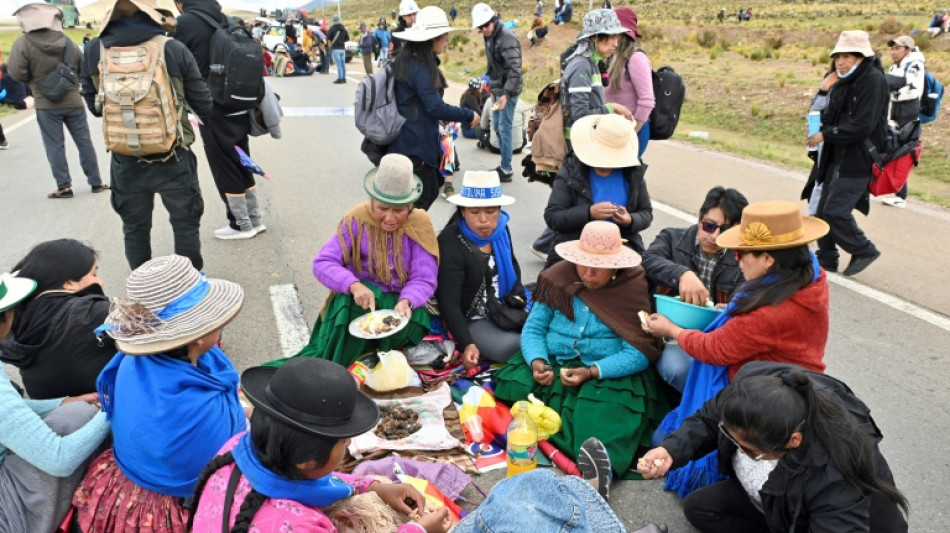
left=299, top=0, right=343, bottom=16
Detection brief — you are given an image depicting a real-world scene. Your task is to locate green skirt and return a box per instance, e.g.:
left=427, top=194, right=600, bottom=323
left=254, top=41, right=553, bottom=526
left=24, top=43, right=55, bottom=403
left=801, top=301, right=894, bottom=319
left=264, top=284, right=431, bottom=368
left=494, top=353, right=666, bottom=477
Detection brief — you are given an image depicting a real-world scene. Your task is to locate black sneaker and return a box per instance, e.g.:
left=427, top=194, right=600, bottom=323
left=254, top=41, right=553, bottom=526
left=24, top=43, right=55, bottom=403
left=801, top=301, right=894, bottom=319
left=578, top=437, right=611, bottom=500
left=495, top=166, right=514, bottom=183
left=817, top=258, right=838, bottom=273
left=843, top=250, right=881, bottom=277
left=0, top=140, right=8, bottom=150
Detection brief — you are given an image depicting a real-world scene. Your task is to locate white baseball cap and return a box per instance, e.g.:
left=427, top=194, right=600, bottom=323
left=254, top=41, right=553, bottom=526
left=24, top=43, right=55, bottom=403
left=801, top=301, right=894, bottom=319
left=472, top=3, right=494, bottom=28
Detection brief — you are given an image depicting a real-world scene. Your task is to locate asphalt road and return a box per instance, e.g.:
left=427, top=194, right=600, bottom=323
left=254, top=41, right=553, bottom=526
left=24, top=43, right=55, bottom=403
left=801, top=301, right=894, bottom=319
left=2, top=72, right=948, bottom=532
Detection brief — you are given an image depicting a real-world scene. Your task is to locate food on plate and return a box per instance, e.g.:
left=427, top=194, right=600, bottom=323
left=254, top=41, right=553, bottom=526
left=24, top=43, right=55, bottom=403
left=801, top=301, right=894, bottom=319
left=359, top=312, right=402, bottom=335
left=375, top=405, right=422, bottom=440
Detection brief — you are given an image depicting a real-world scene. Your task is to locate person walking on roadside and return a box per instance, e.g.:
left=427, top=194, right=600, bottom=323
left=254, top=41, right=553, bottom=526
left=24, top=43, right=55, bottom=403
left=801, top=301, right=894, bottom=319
left=175, top=0, right=265, bottom=241
left=882, top=35, right=925, bottom=208
left=7, top=0, right=106, bottom=199
left=805, top=31, right=887, bottom=277
left=326, top=14, right=349, bottom=83
left=391, top=0, right=419, bottom=58
left=374, top=18, right=392, bottom=66
left=358, top=21, right=375, bottom=75
left=472, top=2, right=522, bottom=183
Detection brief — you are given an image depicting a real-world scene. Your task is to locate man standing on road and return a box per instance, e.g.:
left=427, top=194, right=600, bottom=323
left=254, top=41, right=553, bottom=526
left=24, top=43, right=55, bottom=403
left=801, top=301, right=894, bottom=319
left=473, top=3, right=522, bottom=182
left=358, top=21, right=374, bottom=75
left=175, top=0, right=264, bottom=240
left=80, top=0, right=213, bottom=270
left=7, top=0, right=106, bottom=199
left=326, top=14, right=349, bottom=83
left=640, top=186, right=748, bottom=392
left=882, top=35, right=925, bottom=208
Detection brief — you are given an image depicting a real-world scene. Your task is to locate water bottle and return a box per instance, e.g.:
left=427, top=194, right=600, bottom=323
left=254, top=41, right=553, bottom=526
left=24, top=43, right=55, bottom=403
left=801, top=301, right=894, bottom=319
left=506, top=403, right=538, bottom=478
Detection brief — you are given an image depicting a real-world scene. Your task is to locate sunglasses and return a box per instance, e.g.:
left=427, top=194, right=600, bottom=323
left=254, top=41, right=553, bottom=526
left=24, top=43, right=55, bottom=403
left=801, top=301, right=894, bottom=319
left=734, top=249, right=750, bottom=261
left=700, top=219, right=733, bottom=235
left=478, top=22, right=492, bottom=30
left=718, top=421, right=767, bottom=461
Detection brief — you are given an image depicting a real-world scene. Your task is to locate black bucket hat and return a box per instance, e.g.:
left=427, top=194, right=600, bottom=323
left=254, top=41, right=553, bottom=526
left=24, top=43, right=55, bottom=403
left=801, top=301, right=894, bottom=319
left=242, top=358, right=380, bottom=439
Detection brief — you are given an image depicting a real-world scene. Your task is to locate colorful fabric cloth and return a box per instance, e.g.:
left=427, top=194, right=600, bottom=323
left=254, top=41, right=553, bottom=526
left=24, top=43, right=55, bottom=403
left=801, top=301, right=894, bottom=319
left=73, top=448, right=189, bottom=533
left=274, top=284, right=430, bottom=367
left=96, top=347, right=245, bottom=497
left=458, top=210, right=517, bottom=298
left=440, top=122, right=459, bottom=177
left=351, top=456, right=472, bottom=501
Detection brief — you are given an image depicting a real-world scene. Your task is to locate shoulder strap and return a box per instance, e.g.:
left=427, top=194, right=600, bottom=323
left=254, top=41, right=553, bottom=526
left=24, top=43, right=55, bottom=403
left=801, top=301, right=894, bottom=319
left=221, top=464, right=243, bottom=533
left=191, top=10, right=227, bottom=31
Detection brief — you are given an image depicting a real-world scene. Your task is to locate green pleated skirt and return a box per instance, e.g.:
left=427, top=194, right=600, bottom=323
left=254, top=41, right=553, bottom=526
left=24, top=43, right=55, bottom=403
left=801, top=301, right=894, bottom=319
left=494, top=353, right=666, bottom=477
left=264, top=284, right=431, bottom=368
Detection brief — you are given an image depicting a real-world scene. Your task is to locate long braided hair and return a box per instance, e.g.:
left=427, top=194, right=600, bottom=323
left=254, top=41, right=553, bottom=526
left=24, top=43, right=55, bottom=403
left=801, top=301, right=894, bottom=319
left=188, top=410, right=339, bottom=532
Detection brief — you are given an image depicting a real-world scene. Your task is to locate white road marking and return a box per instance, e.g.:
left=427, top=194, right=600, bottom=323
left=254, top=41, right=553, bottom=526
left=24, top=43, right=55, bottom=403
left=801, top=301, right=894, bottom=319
left=652, top=200, right=950, bottom=333
left=268, top=284, right=311, bottom=358
left=283, top=107, right=353, bottom=116
left=5, top=114, right=36, bottom=133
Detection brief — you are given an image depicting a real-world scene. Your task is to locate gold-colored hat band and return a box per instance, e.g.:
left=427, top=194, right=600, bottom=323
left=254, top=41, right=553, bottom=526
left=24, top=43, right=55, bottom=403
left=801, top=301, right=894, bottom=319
left=741, top=222, right=805, bottom=246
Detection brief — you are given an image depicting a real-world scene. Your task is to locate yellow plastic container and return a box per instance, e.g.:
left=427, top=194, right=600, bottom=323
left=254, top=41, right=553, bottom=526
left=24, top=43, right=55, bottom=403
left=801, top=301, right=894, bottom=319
left=506, top=410, right=538, bottom=478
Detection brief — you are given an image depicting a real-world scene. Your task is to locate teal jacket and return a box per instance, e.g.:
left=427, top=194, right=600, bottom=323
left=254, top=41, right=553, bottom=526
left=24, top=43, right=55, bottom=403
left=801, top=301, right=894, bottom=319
left=520, top=298, right=649, bottom=379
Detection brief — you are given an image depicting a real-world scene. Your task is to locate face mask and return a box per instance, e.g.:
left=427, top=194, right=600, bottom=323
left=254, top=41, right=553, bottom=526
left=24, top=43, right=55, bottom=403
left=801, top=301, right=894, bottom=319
left=837, top=60, right=861, bottom=79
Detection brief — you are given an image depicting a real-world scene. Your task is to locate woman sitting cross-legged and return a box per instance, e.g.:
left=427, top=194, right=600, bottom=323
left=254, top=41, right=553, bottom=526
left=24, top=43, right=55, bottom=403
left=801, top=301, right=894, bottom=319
left=0, top=272, right=109, bottom=533
left=285, top=154, right=440, bottom=368
left=191, top=357, right=451, bottom=533
left=72, top=255, right=247, bottom=533
left=438, top=170, right=526, bottom=369
left=494, top=221, right=665, bottom=497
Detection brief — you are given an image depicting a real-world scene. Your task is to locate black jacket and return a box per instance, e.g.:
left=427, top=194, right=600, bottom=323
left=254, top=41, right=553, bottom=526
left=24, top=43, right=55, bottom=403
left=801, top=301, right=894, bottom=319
left=661, top=362, right=907, bottom=533
left=80, top=16, right=213, bottom=121
left=0, top=285, right=116, bottom=399
left=484, top=20, right=522, bottom=98
left=175, top=0, right=229, bottom=78
left=544, top=153, right=652, bottom=267
left=327, top=23, right=349, bottom=50
left=641, top=225, right=743, bottom=306
left=436, top=221, right=525, bottom=349
left=391, top=18, right=409, bottom=58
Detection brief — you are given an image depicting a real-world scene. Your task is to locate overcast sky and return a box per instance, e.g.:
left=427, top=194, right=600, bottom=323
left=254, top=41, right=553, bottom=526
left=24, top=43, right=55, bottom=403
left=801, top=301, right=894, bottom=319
left=1, top=0, right=340, bottom=18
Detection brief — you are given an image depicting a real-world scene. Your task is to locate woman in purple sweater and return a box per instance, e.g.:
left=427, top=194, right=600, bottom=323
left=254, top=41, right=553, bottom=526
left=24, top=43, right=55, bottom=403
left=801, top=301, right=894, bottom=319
left=605, top=8, right=655, bottom=157
left=289, top=154, right=440, bottom=367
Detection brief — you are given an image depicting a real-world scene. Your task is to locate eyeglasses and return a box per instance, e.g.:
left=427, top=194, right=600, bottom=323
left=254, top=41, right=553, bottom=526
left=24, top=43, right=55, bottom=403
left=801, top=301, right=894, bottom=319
left=718, top=421, right=767, bottom=461
left=700, top=219, right=733, bottom=235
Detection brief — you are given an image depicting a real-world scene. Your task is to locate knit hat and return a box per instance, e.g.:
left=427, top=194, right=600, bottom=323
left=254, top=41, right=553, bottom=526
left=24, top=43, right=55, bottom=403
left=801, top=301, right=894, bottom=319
left=363, top=154, right=423, bottom=205
left=716, top=201, right=830, bottom=250
left=575, top=9, right=628, bottom=41
left=468, top=77, right=483, bottom=90
left=97, top=255, right=244, bottom=355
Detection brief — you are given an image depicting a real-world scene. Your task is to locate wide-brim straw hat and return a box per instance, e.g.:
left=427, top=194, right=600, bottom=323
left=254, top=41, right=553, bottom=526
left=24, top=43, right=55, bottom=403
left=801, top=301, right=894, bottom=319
left=570, top=114, right=641, bottom=169
left=448, top=170, right=515, bottom=207
left=393, top=6, right=460, bottom=42
left=576, top=9, right=629, bottom=41
left=0, top=272, right=37, bottom=313
left=555, top=220, right=642, bottom=269
left=830, top=30, right=874, bottom=58
left=241, top=358, right=380, bottom=439
left=103, top=255, right=244, bottom=355
left=717, top=201, right=830, bottom=251
left=102, top=0, right=177, bottom=33
left=363, top=153, right=423, bottom=205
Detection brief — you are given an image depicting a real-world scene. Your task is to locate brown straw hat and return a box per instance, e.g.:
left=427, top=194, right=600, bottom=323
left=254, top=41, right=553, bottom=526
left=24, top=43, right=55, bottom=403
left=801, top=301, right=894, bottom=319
left=554, top=221, right=642, bottom=269
left=101, top=255, right=244, bottom=355
left=716, top=201, right=829, bottom=251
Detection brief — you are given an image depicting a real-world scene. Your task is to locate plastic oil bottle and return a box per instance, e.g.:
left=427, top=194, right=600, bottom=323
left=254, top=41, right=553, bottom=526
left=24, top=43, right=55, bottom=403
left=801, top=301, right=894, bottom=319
left=506, top=402, right=538, bottom=478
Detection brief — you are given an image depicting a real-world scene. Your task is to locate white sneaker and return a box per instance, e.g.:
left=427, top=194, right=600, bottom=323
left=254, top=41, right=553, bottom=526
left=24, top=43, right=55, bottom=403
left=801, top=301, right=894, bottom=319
left=214, top=225, right=258, bottom=240
left=253, top=224, right=267, bottom=234
left=881, top=196, right=907, bottom=208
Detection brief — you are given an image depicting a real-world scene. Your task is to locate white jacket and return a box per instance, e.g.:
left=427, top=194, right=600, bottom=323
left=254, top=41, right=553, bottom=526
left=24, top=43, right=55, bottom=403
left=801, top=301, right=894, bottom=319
left=888, top=49, right=926, bottom=103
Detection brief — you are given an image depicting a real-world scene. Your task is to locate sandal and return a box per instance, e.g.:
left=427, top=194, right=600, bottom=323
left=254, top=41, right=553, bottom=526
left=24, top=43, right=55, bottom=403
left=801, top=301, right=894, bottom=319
left=47, top=188, right=74, bottom=199
left=92, top=184, right=111, bottom=193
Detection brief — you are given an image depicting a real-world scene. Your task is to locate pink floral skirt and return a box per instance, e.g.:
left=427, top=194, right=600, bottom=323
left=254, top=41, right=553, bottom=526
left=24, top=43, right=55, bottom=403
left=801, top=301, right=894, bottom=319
left=72, top=448, right=189, bottom=533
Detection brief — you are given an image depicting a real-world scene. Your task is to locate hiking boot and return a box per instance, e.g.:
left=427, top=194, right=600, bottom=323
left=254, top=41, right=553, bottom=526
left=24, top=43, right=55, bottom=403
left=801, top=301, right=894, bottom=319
left=214, top=225, right=258, bottom=240
left=881, top=196, right=907, bottom=208
left=578, top=437, right=611, bottom=501
left=442, top=183, right=456, bottom=198
left=843, top=250, right=881, bottom=277
left=495, top=166, right=514, bottom=183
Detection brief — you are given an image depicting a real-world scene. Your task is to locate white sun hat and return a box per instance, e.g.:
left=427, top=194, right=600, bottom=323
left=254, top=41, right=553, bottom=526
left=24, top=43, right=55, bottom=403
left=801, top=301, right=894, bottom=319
left=448, top=170, right=516, bottom=207
left=393, top=6, right=461, bottom=42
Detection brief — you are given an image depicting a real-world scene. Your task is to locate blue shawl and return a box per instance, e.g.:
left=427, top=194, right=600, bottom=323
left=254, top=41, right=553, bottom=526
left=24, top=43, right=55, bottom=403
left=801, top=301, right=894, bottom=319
left=459, top=210, right=517, bottom=298
left=98, top=346, right=245, bottom=497
left=659, top=253, right=821, bottom=498
left=232, top=433, right=355, bottom=507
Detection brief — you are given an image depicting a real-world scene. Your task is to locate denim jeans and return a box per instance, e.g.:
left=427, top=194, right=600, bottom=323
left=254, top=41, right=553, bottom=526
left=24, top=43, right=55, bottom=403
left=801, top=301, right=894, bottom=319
left=36, top=107, right=102, bottom=189
left=378, top=47, right=389, bottom=64
left=492, top=95, right=518, bottom=173
left=332, top=49, right=346, bottom=80
left=656, top=341, right=693, bottom=393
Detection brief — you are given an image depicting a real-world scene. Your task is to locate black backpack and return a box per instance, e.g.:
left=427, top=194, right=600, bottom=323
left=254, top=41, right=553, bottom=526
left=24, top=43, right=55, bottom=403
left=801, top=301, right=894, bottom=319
left=192, top=11, right=264, bottom=110
left=648, top=66, right=685, bottom=140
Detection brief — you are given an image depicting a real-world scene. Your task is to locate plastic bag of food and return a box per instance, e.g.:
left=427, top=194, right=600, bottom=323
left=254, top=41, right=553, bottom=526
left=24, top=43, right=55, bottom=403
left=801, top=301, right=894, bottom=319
left=510, top=393, right=562, bottom=440
left=364, top=350, right=422, bottom=392
left=405, top=340, right=454, bottom=366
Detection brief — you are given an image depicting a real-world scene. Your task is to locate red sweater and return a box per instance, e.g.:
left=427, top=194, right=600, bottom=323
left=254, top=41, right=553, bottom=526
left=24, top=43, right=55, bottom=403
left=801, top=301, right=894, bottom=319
left=678, top=271, right=829, bottom=380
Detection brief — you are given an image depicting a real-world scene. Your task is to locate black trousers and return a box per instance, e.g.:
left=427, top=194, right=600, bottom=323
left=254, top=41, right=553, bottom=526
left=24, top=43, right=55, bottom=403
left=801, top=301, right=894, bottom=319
left=683, top=479, right=769, bottom=533
left=816, top=173, right=877, bottom=265
left=410, top=157, right=442, bottom=211
left=197, top=107, right=255, bottom=229
left=110, top=148, right=203, bottom=270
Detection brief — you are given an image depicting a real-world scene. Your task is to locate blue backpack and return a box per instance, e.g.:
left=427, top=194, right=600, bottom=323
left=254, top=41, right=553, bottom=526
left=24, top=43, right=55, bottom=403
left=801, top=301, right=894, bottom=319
left=919, top=72, right=944, bottom=124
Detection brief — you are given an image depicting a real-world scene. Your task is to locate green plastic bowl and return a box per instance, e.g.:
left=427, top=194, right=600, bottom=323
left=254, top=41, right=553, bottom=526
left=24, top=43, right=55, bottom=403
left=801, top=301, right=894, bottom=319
left=654, top=294, right=723, bottom=331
